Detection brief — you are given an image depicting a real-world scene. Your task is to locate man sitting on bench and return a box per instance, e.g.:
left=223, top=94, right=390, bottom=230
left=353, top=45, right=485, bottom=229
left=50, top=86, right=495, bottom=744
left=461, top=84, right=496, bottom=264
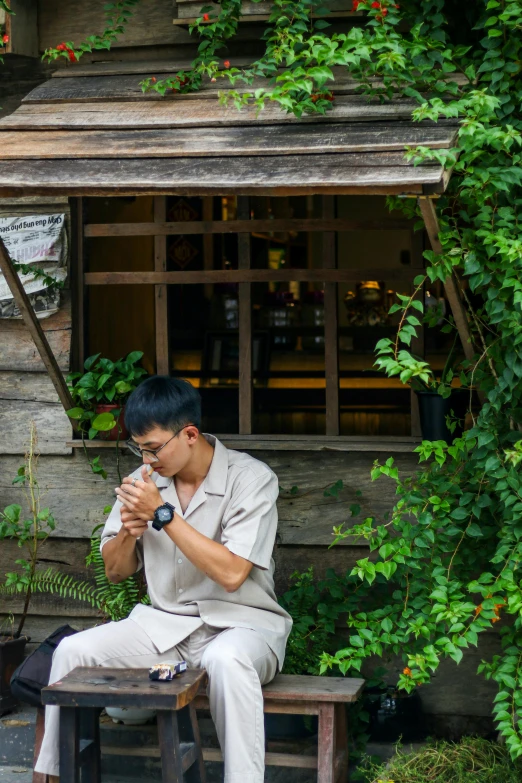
left=35, top=376, right=292, bottom=783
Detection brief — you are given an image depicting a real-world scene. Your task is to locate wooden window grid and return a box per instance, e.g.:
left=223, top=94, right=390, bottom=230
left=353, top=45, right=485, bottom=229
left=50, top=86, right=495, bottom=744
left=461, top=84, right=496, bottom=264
left=77, top=195, right=424, bottom=440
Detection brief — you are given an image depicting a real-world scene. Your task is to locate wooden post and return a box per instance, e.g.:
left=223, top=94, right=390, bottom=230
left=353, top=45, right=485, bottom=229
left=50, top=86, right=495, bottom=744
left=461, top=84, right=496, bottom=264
left=410, top=227, right=425, bottom=437
left=202, top=197, right=214, bottom=302
left=0, top=236, right=75, bottom=414
left=237, top=196, right=252, bottom=434
left=323, top=196, right=340, bottom=436
left=71, top=196, right=85, bottom=371
left=154, top=196, right=169, bottom=375
left=418, top=197, right=475, bottom=362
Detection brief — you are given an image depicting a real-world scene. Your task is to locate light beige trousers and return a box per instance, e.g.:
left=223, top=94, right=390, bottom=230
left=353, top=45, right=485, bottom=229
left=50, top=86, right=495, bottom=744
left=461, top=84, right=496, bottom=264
left=35, top=618, right=277, bottom=783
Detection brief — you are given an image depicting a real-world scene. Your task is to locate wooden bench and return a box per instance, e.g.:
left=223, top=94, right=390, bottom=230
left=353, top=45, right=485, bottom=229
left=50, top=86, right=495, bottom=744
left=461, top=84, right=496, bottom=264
left=194, top=674, right=364, bottom=783
left=34, top=672, right=364, bottom=783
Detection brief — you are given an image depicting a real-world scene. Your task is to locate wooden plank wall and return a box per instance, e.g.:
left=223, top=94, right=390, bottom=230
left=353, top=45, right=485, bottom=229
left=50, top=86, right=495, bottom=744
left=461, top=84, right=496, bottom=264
left=0, top=197, right=73, bottom=455
left=0, top=204, right=500, bottom=732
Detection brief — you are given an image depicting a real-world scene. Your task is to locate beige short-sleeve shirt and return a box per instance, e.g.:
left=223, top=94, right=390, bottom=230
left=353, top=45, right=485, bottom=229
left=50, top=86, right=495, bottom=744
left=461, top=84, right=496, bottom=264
left=100, top=434, right=292, bottom=668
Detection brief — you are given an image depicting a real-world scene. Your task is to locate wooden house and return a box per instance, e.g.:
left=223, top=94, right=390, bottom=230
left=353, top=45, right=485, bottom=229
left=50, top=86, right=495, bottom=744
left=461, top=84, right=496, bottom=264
left=0, top=0, right=498, bottom=737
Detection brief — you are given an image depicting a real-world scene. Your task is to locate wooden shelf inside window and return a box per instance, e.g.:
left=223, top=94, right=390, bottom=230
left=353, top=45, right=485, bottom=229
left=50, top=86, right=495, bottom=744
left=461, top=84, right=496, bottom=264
left=66, top=435, right=421, bottom=452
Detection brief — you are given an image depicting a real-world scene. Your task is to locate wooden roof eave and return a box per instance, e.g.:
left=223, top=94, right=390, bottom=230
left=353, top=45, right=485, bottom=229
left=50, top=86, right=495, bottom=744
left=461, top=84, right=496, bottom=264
left=0, top=69, right=457, bottom=197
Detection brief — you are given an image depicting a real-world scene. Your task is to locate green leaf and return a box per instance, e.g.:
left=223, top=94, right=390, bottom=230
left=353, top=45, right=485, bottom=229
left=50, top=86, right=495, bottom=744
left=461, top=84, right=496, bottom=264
left=91, top=413, right=117, bottom=432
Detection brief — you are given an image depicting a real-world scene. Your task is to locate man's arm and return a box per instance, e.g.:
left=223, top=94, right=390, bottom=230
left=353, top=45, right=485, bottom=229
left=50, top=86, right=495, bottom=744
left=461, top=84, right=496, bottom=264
left=164, top=518, right=253, bottom=592
left=115, top=467, right=253, bottom=592
left=102, top=508, right=147, bottom=583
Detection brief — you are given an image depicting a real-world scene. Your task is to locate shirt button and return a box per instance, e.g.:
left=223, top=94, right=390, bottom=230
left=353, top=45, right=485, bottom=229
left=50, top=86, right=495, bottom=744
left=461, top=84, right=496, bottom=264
left=178, top=588, right=184, bottom=594
left=178, top=559, right=183, bottom=564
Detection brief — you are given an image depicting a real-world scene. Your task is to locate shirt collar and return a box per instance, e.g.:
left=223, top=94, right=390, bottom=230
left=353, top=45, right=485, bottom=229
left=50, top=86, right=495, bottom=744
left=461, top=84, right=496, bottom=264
left=201, top=433, right=229, bottom=496
left=151, top=433, right=228, bottom=495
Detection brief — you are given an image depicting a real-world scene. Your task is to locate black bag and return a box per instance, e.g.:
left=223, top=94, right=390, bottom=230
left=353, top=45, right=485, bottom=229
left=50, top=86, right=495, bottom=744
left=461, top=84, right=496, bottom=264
left=10, top=624, right=78, bottom=707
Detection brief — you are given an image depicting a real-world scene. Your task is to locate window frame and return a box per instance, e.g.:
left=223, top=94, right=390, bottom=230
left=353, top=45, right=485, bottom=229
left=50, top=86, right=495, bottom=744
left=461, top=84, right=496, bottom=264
left=75, top=194, right=426, bottom=448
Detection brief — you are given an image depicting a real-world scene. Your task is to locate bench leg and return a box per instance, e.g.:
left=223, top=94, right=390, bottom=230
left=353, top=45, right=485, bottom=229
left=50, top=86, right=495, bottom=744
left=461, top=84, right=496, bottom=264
left=32, top=707, right=48, bottom=783
left=317, top=703, right=336, bottom=783
left=59, top=706, right=80, bottom=783
left=334, top=704, right=348, bottom=783
left=157, top=710, right=184, bottom=783
left=81, top=707, right=101, bottom=783
left=178, top=704, right=206, bottom=783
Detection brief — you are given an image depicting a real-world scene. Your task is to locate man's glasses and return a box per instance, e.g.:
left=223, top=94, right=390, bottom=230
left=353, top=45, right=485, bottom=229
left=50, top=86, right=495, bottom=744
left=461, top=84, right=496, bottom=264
left=126, top=425, right=194, bottom=462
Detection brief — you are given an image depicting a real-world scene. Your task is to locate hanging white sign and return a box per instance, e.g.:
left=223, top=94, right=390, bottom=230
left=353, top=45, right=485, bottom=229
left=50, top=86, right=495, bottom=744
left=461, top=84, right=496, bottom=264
left=0, top=213, right=68, bottom=319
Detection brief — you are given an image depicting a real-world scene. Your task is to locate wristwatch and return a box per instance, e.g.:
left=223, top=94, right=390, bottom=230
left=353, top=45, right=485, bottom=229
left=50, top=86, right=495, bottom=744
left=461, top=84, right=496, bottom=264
left=152, top=502, right=176, bottom=531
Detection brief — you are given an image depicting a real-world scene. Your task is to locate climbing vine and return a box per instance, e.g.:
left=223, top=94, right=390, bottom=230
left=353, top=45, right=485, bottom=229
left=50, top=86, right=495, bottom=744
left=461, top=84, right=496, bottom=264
left=4, top=0, right=522, bottom=759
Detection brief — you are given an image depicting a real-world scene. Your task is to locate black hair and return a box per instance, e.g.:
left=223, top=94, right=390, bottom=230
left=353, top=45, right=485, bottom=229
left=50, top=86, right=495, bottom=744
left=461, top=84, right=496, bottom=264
left=124, top=376, right=202, bottom=437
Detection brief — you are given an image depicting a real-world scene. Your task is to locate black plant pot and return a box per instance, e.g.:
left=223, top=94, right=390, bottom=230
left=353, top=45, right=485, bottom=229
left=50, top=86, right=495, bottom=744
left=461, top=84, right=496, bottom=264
left=365, top=686, right=426, bottom=743
left=416, top=389, right=467, bottom=443
left=0, top=636, right=27, bottom=716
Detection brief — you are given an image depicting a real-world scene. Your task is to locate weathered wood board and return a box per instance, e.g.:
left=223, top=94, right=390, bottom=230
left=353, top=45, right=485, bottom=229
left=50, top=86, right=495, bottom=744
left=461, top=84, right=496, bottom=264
left=0, top=398, right=72, bottom=455
left=21, top=73, right=440, bottom=104
left=0, top=371, right=72, bottom=455
left=0, top=156, right=442, bottom=198
left=38, top=0, right=183, bottom=50
left=0, top=124, right=457, bottom=160
left=50, top=59, right=214, bottom=78
left=176, top=0, right=355, bottom=18
left=0, top=370, right=67, bottom=403
left=0, top=295, right=71, bottom=371
left=0, top=614, right=98, bottom=654
left=0, top=450, right=415, bottom=540
left=0, top=96, right=421, bottom=131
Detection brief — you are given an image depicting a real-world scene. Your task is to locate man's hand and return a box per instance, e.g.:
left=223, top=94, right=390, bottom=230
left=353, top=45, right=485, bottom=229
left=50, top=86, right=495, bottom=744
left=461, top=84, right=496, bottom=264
left=115, top=466, right=163, bottom=522
left=120, top=507, right=149, bottom=538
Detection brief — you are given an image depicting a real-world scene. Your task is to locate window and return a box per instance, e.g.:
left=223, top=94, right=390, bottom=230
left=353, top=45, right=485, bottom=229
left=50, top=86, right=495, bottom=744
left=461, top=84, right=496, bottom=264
left=79, top=194, right=440, bottom=442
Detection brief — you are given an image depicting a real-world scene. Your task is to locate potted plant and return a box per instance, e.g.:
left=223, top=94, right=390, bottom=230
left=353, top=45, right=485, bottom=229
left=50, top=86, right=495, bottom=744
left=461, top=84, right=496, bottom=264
left=375, top=333, right=468, bottom=443
left=0, top=423, right=100, bottom=715
left=67, top=351, right=148, bottom=442
left=66, top=352, right=148, bottom=480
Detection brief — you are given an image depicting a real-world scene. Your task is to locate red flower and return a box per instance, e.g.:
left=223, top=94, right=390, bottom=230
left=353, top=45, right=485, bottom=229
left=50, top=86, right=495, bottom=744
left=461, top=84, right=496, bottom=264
left=352, top=0, right=361, bottom=8
left=67, top=49, right=77, bottom=62
left=224, top=60, right=230, bottom=68
left=56, top=43, right=67, bottom=51
left=203, top=12, right=209, bottom=21
left=151, top=76, right=157, bottom=83
left=403, top=667, right=412, bottom=677
left=2, top=34, right=9, bottom=45
left=371, top=1, right=380, bottom=7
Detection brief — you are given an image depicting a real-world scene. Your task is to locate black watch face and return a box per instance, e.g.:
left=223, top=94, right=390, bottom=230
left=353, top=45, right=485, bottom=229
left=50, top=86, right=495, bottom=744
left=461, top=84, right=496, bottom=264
left=157, top=506, right=173, bottom=523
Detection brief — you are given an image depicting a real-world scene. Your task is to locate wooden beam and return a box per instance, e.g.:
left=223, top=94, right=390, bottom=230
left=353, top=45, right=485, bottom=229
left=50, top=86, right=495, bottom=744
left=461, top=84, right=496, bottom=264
left=323, top=196, right=339, bottom=436
left=84, top=269, right=416, bottom=286
left=70, top=196, right=85, bottom=370
left=154, top=196, right=169, bottom=375
left=0, top=237, right=75, bottom=415
left=84, top=218, right=413, bottom=237
left=418, top=197, right=475, bottom=362
left=237, top=197, right=252, bottom=435
left=5, top=0, right=38, bottom=57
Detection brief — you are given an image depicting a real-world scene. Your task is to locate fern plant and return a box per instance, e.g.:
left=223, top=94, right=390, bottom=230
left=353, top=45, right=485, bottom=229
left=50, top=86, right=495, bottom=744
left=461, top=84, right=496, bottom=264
left=1, top=422, right=150, bottom=637
left=0, top=422, right=102, bottom=638
left=86, top=522, right=150, bottom=622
